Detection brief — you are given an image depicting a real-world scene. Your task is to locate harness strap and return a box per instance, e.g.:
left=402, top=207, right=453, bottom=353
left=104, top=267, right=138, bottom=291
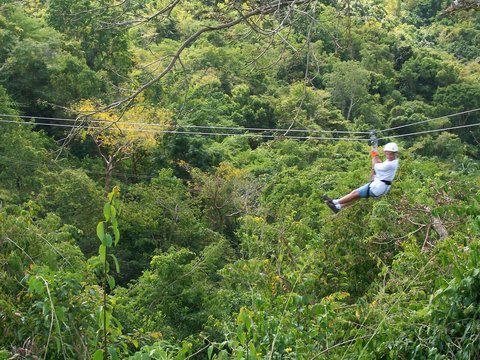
left=381, top=180, right=392, bottom=185
left=366, top=181, right=372, bottom=198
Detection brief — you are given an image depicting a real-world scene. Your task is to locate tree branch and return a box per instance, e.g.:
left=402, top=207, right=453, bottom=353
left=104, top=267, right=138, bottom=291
left=102, top=0, right=311, bottom=112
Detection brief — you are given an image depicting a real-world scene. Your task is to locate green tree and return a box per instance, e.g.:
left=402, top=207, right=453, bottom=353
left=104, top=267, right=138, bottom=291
left=433, top=82, right=480, bottom=151
left=114, top=239, right=233, bottom=340
left=324, top=61, right=371, bottom=120
left=36, top=169, right=104, bottom=256
left=0, top=210, right=98, bottom=359
left=398, top=49, right=459, bottom=101
left=0, top=123, right=53, bottom=198
left=46, top=0, right=133, bottom=79
left=189, top=162, right=257, bottom=238
left=404, top=0, right=447, bottom=26
left=116, top=169, right=212, bottom=284
left=0, top=5, right=105, bottom=116
left=0, top=85, right=16, bottom=115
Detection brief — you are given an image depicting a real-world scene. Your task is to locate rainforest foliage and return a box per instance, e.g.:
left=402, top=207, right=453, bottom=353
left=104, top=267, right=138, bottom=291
left=0, top=0, right=479, bottom=359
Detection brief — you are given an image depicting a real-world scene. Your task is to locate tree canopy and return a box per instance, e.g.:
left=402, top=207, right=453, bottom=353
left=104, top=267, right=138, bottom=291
left=0, top=0, right=479, bottom=359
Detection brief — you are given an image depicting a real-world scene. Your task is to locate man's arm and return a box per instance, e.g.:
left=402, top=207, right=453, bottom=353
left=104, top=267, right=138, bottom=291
left=370, top=150, right=382, bottom=180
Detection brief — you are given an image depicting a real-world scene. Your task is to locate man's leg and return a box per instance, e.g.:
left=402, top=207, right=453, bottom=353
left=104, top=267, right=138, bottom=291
left=336, top=190, right=361, bottom=206
left=330, top=189, right=362, bottom=211
left=324, top=184, right=367, bottom=213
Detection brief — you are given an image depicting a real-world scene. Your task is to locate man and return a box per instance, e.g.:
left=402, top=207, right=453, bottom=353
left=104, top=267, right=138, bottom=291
left=323, top=142, right=399, bottom=213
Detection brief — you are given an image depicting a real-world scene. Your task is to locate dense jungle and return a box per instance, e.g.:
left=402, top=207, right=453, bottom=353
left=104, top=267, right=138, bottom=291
left=0, top=0, right=480, bottom=358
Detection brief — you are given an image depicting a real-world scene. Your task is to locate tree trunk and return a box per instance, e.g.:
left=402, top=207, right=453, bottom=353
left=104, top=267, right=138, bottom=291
left=346, top=97, right=354, bottom=120
left=422, top=207, right=449, bottom=251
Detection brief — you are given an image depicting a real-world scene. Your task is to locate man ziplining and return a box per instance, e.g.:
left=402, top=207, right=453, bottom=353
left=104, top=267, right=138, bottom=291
left=323, top=142, right=399, bottom=213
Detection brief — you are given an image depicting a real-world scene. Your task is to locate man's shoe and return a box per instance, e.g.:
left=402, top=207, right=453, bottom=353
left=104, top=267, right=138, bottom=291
left=322, top=194, right=333, bottom=203
left=326, top=201, right=340, bottom=213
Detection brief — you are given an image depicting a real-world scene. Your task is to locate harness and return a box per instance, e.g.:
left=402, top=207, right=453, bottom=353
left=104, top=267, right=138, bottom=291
left=366, top=180, right=392, bottom=198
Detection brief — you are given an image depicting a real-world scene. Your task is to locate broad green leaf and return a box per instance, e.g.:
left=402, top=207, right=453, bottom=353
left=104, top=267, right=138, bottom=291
left=109, top=254, right=120, bottom=273
left=56, top=306, right=65, bottom=322
left=105, top=310, right=112, bottom=328
left=113, top=227, right=120, bottom=245
left=27, top=276, right=45, bottom=295
left=236, top=327, right=246, bottom=345
left=176, top=342, right=192, bottom=359
left=93, top=349, right=103, bottom=360
left=248, top=342, right=257, bottom=359
left=103, top=233, right=113, bottom=247
left=208, top=345, right=214, bottom=359
left=108, top=346, right=120, bottom=360
left=235, top=347, right=244, bottom=359
left=107, top=275, right=115, bottom=290
left=99, top=244, right=106, bottom=263
left=104, top=203, right=111, bottom=222
left=96, top=306, right=104, bottom=328
left=97, top=222, right=105, bottom=241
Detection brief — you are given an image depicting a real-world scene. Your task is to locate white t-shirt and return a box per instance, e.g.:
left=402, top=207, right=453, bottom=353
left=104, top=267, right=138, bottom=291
left=370, top=158, right=399, bottom=197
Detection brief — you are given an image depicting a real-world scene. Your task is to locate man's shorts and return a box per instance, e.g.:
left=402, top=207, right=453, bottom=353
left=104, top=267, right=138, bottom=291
left=356, top=182, right=373, bottom=198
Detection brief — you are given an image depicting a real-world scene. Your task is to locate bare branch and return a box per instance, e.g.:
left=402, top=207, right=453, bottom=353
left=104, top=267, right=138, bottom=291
left=102, top=0, right=311, bottom=112
left=444, top=0, right=480, bottom=13
left=284, top=0, right=318, bottom=136
left=101, top=0, right=182, bottom=28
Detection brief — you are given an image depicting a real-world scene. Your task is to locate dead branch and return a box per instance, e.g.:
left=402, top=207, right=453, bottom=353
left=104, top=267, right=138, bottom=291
left=443, top=0, right=480, bottom=13
left=425, top=207, right=449, bottom=241
left=421, top=224, right=432, bottom=252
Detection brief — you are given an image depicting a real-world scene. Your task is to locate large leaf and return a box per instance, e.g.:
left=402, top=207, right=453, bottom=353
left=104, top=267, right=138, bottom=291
left=110, top=204, right=117, bottom=218
left=109, top=254, right=120, bottom=273
left=103, top=233, right=113, bottom=247
left=104, top=203, right=111, bottom=222
left=97, top=221, right=105, bottom=241
left=107, top=275, right=115, bottom=290
left=113, top=227, right=120, bottom=246
left=92, top=349, right=103, bottom=360
left=99, top=244, right=106, bottom=263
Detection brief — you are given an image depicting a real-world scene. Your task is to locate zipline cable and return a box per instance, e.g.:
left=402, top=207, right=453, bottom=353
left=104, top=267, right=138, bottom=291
left=0, top=156, right=159, bottom=180
left=3, top=118, right=479, bottom=141
left=0, top=113, right=371, bottom=135
left=379, top=107, right=480, bottom=134
left=0, top=118, right=370, bottom=141
left=378, top=122, right=480, bottom=140
left=1, top=107, right=479, bottom=139
left=1, top=115, right=479, bottom=142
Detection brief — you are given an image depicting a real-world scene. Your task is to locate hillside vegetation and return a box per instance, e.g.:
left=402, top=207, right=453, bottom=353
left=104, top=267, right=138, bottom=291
left=0, top=0, right=479, bottom=359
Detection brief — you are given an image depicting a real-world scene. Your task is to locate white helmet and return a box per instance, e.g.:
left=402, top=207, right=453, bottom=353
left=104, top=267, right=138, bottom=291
left=384, top=142, right=398, bottom=152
